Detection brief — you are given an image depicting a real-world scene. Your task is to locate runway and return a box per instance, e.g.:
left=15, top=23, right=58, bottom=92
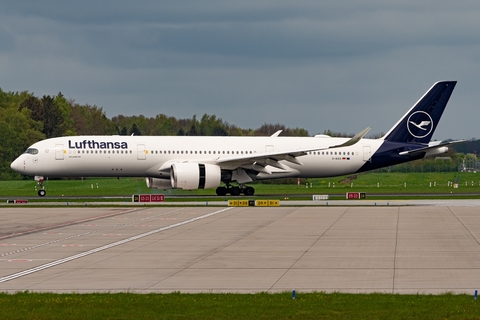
left=1, top=205, right=480, bottom=294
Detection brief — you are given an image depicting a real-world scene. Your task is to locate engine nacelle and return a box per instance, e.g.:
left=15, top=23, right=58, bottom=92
left=146, top=177, right=173, bottom=190
left=425, top=146, right=448, bottom=158
left=171, top=163, right=221, bottom=190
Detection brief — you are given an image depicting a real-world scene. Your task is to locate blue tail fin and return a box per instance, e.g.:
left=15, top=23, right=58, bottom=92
left=383, top=81, right=456, bottom=144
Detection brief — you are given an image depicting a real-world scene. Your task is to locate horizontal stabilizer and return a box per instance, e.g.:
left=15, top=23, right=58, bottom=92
left=399, top=140, right=465, bottom=157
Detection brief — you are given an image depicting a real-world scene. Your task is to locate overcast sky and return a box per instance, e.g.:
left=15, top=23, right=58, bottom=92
left=1, top=1, right=479, bottom=140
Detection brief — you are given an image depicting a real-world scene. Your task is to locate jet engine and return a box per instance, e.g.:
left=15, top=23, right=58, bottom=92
left=146, top=177, right=172, bottom=190
left=170, top=163, right=221, bottom=190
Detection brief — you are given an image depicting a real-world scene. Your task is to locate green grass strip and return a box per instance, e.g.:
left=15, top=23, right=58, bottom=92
left=2, top=172, right=480, bottom=198
left=1, top=292, right=479, bottom=319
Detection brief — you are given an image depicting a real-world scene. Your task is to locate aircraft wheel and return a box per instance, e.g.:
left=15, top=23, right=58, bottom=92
left=229, top=186, right=241, bottom=196
left=38, top=189, right=46, bottom=197
left=216, top=187, right=227, bottom=196
left=243, top=186, right=255, bottom=196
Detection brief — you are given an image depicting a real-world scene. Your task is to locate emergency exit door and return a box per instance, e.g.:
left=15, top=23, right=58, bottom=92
left=363, top=146, right=371, bottom=162
left=55, top=144, right=64, bottom=160
left=137, top=144, right=146, bottom=160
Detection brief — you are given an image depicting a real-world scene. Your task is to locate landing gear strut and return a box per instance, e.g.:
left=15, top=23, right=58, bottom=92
left=215, top=184, right=255, bottom=196
left=36, top=177, right=46, bottom=197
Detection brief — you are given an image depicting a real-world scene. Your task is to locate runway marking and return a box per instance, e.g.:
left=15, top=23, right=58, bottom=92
left=0, top=208, right=183, bottom=258
left=0, top=207, right=232, bottom=283
left=0, top=208, right=138, bottom=240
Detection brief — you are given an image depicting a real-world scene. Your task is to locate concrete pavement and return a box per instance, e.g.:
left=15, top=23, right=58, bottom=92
left=1, top=205, right=480, bottom=294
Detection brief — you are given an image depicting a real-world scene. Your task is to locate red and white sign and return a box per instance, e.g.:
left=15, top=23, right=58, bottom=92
left=346, top=192, right=366, bottom=200
left=132, top=194, right=165, bottom=202
left=6, top=199, right=28, bottom=204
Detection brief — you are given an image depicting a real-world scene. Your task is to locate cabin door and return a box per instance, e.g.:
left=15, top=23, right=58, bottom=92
left=363, top=146, right=371, bottom=162
left=55, top=144, right=64, bottom=160
left=137, top=144, right=146, bottom=160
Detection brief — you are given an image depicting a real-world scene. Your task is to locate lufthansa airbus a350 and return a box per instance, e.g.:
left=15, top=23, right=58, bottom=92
left=11, top=81, right=462, bottom=197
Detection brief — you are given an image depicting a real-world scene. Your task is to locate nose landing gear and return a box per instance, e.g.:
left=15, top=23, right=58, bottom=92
left=35, top=176, right=46, bottom=197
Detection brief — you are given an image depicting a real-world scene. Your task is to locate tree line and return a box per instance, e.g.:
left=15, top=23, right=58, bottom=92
left=0, top=89, right=309, bottom=179
left=1, top=88, right=477, bottom=180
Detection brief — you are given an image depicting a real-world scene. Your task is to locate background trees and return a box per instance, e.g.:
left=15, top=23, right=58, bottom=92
left=1, top=87, right=476, bottom=179
left=0, top=90, right=45, bottom=179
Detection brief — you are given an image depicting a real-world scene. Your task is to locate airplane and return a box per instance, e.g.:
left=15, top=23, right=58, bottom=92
left=11, top=81, right=463, bottom=197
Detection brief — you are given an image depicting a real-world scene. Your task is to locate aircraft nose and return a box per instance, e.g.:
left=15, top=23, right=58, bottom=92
left=10, top=157, right=24, bottom=173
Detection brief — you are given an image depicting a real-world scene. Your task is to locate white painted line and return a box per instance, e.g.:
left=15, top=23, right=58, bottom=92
left=0, top=207, right=232, bottom=283
left=0, top=208, right=138, bottom=240
left=0, top=208, right=183, bottom=258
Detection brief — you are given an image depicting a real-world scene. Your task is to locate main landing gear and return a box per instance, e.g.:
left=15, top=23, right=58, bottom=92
left=215, top=184, right=255, bottom=196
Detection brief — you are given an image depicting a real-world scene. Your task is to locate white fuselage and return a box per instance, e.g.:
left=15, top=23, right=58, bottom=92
left=10, top=135, right=383, bottom=180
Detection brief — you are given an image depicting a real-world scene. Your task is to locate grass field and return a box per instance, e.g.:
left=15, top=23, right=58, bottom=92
left=1, top=291, right=480, bottom=320
left=1, top=172, right=479, bottom=198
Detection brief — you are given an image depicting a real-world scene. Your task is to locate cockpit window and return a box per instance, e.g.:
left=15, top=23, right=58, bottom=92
left=24, top=148, right=39, bottom=155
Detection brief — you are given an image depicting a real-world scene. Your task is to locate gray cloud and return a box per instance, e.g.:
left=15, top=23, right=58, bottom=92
left=1, top=1, right=480, bottom=139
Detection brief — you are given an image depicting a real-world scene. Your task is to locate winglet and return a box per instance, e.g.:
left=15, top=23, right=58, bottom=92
left=270, top=130, right=282, bottom=137
left=330, top=127, right=372, bottom=149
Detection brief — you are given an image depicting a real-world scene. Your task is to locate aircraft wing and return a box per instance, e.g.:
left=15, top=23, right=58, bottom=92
left=398, top=140, right=466, bottom=157
left=216, top=127, right=372, bottom=174
left=155, top=127, right=372, bottom=176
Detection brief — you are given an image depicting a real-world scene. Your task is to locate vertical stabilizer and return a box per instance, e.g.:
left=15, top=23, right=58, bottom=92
left=382, top=81, right=456, bottom=144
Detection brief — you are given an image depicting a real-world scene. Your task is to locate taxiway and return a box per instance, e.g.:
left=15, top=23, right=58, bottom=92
left=1, top=204, right=480, bottom=294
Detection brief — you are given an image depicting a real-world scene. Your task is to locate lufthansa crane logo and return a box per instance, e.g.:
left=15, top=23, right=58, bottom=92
left=407, top=111, right=433, bottom=139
